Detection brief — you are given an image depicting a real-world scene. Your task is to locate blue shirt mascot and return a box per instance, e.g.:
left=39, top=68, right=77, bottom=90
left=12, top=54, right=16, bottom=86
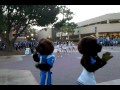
left=33, top=38, right=56, bottom=85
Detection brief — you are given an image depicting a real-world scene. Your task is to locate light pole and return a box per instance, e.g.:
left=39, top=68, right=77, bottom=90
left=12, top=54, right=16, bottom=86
left=95, top=27, right=98, bottom=38
left=0, top=38, right=1, bottom=42
left=31, top=33, right=34, bottom=42
left=31, top=33, right=34, bottom=37
left=78, top=30, right=81, bottom=40
left=27, top=35, right=29, bottom=38
left=66, top=32, right=68, bottom=40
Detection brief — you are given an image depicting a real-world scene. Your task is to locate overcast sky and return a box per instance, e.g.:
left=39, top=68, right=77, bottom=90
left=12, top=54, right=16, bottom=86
left=68, top=5, right=120, bottom=23
left=33, top=5, right=120, bottom=30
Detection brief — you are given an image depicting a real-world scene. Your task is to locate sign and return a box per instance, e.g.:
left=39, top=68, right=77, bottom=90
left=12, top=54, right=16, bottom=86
left=25, top=48, right=31, bottom=55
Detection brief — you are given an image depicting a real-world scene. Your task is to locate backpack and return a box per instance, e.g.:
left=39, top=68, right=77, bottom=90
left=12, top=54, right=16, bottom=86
left=33, top=53, right=52, bottom=71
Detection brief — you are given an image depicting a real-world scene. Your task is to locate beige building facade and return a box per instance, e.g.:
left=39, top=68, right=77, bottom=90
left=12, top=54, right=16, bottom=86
left=74, top=13, right=120, bottom=39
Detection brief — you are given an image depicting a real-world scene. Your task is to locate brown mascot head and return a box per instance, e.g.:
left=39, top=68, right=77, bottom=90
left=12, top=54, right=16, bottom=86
left=78, top=36, right=102, bottom=56
left=36, top=38, right=54, bottom=55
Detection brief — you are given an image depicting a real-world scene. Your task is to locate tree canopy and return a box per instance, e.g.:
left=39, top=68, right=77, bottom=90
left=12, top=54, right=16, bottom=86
left=0, top=5, right=60, bottom=51
left=53, top=5, right=78, bottom=40
left=53, top=5, right=74, bottom=30
left=63, top=22, right=78, bottom=33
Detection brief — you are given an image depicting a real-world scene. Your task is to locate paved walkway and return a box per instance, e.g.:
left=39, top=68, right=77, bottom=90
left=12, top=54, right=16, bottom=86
left=0, top=69, right=38, bottom=85
left=0, top=55, right=38, bottom=85
left=0, top=46, right=120, bottom=85
left=97, top=79, right=120, bottom=85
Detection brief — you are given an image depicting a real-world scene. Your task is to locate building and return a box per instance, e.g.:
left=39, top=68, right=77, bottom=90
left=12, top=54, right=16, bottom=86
left=74, top=12, right=120, bottom=39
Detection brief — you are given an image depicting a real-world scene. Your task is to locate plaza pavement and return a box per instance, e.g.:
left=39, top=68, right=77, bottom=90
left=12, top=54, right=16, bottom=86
left=0, top=55, right=38, bottom=85
left=0, top=46, right=120, bottom=85
left=0, top=69, right=38, bottom=85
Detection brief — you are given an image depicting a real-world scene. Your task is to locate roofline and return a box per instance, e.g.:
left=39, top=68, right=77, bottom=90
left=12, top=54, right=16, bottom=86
left=77, top=12, right=120, bottom=27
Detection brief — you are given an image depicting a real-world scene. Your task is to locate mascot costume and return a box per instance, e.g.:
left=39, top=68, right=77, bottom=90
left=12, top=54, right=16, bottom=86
left=77, top=36, right=113, bottom=85
left=33, top=38, right=56, bottom=85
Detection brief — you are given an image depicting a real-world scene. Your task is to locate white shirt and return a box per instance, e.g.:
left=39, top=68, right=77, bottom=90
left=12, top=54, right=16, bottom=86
left=77, top=67, right=96, bottom=85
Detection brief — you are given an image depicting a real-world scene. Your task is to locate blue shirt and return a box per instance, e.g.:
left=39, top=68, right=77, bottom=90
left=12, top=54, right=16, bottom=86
left=38, top=53, right=56, bottom=67
left=90, top=56, right=96, bottom=65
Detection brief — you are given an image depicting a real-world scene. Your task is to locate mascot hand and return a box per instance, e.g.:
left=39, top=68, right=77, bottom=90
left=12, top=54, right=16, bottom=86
left=102, top=52, right=113, bottom=61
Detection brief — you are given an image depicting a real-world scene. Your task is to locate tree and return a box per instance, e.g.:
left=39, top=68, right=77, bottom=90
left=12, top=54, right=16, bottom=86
left=0, top=5, right=60, bottom=51
left=53, top=5, right=74, bottom=40
left=24, top=27, right=37, bottom=41
left=62, top=22, right=78, bottom=40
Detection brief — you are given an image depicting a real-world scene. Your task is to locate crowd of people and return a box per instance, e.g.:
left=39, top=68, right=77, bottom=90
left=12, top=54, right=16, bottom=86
left=0, top=41, right=38, bottom=55
left=53, top=41, right=77, bottom=57
left=0, top=40, right=77, bottom=56
left=97, top=37, right=120, bottom=46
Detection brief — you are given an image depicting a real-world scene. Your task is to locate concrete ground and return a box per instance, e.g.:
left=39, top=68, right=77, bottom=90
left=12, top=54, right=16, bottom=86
left=0, top=69, right=38, bottom=85
left=0, top=55, right=38, bottom=85
left=0, top=46, right=120, bottom=85
left=97, top=79, right=120, bottom=85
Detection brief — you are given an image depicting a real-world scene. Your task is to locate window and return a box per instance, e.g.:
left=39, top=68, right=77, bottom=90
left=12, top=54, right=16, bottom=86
left=109, top=19, right=120, bottom=23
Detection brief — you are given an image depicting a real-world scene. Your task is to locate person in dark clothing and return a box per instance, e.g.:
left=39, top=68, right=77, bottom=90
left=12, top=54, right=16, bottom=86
left=77, top=36, right=113, bottom=85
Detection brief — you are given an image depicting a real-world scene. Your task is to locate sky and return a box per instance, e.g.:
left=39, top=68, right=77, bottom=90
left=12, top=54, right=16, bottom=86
left=67, top=5, right=120, bottom=23
left=32, top=5, right=120, bottom=30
